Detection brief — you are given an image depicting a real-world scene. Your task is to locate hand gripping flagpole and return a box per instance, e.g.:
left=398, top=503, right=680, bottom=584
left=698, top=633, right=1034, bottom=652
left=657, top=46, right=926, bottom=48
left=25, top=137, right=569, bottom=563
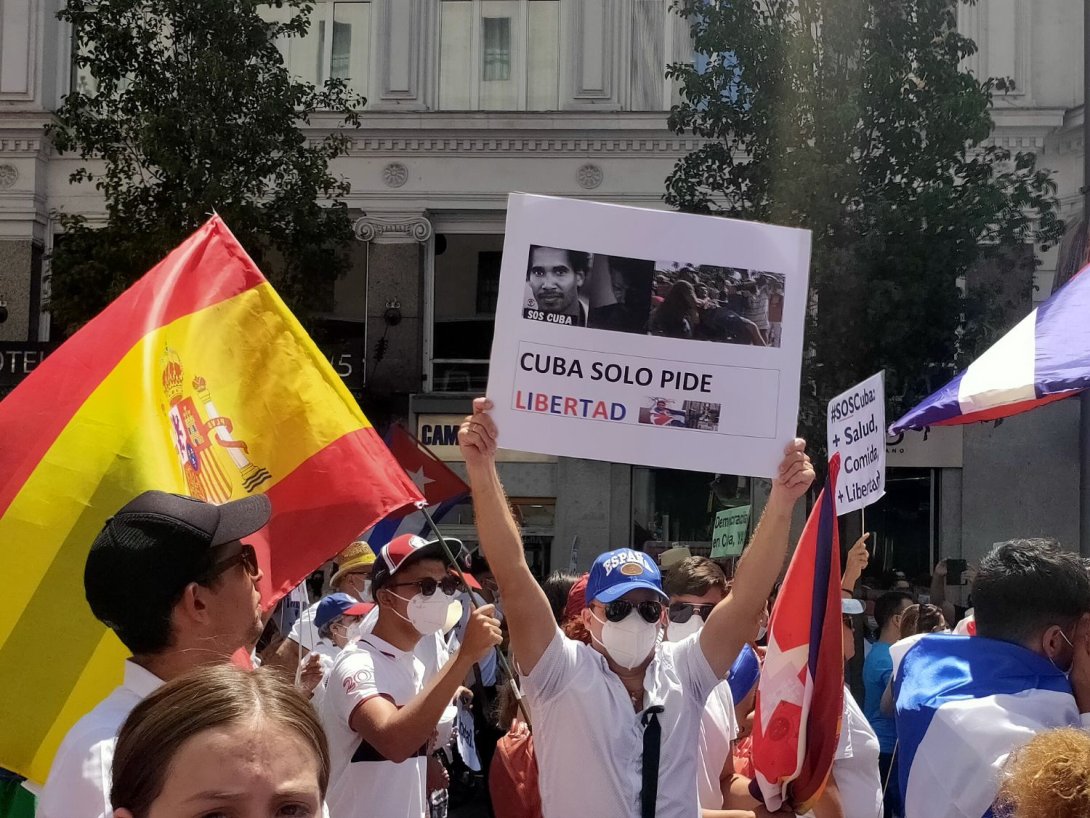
left=418, top=502, right=532, bottom=729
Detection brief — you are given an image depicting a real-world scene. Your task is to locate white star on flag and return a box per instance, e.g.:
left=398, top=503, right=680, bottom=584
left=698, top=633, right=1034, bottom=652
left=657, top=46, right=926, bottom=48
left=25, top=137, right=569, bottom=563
left=757, top=637, right=810, bottom=733
left=407, top=466, right=434, bottom=493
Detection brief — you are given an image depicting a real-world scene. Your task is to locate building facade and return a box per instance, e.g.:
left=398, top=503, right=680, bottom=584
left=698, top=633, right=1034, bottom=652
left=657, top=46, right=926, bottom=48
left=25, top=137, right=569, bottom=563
left=0, top=0, right=1086, bottom=580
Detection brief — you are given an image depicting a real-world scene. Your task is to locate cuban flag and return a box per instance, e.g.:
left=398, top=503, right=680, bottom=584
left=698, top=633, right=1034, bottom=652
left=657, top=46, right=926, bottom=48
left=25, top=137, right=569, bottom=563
left=650, top=403, right=686, bottom=426
left=364, top=424, right=470, bottom=549
left=750, top=455, right=843, bottom=813
left=889, top=263, right=1090, bottom=433
left=894, top=633, right=1086, bottom=818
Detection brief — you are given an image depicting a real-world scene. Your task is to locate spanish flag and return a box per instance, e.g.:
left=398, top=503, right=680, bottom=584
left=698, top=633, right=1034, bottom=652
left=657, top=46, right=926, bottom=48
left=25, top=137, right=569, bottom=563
left=0, top=216, right=424, bottom=784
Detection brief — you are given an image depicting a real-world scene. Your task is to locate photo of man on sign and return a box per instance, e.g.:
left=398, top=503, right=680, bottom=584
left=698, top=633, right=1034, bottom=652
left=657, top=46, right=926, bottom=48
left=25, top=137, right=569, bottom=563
left=523, top=246, right=589, bottom=326
left=522, top=245, right=654, bottom=333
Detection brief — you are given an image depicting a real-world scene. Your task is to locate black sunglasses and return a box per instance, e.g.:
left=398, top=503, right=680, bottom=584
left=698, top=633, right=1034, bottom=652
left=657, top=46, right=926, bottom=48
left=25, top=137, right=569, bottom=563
left=201, top=543, right=259, bottom=583
left=386, top=576, right=463, bottom=597
left=668, top=602, right=716, bottom=625
left=600, top=599, right=663, bottom=624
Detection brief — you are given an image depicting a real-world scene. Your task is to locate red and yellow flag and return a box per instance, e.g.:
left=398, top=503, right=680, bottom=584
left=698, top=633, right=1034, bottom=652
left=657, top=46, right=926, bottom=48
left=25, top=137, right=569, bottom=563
left=0, top=216, right=423, bottom=784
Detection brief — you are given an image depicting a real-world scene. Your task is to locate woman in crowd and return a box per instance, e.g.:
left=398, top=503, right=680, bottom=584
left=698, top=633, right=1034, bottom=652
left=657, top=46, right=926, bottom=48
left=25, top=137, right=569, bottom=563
left=110, top=664, right=329, bottom=818
left=898, top=603, right=947, bottom=639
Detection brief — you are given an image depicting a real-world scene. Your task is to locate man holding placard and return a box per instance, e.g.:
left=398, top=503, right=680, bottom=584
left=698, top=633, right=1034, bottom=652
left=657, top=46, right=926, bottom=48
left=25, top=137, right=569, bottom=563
left=458, top=396, right=814, bottom=818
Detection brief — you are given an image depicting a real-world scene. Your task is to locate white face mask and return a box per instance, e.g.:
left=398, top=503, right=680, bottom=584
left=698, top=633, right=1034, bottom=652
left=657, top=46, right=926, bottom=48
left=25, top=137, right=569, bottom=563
left=666, top=615, right=702, bottom=643
left=756, top=623, right=768, bottom=642
left=346, top=617, right=366, bottom=644
left=591, top=611, right=660, bottom=669
left=390, top=589, right=457, bottom=636
left=359, top=579, right=373, bottom=603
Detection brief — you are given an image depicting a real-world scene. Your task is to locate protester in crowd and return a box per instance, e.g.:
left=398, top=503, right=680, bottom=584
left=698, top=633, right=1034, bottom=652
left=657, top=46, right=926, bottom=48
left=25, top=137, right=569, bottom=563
left=542, top=571, right=581, bottom=625
left=458, top=396, right=813, bottom=817
left=994, top=727, right=1090, bottom=818
left=649, top=278, right=700, bottom=339
left=317, top=534, right=502, bottom=818
left=928, top=559, right=977, bottom=628
left=863, top=590, right=913, bottom=818
left=808, top=595, right=883, bottom=818
left=296, top=593, right=373, bottom=700
left=894, top=538, right=1090, bottom=818
left=663, top=557, right=762, bottom=816
left=38, top=491, right=268, bottom=818
left=272, top=540, right=376, bottom=672
left=109, top=664, right=328, bottom=818
left=883, top=570, right=913, bottom=595
left=898, top=603, right=947, bottom=640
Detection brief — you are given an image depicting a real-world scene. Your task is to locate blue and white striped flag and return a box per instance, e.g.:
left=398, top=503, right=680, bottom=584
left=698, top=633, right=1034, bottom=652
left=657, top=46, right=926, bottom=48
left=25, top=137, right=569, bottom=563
left=894, top=633, right=1086, bottom=818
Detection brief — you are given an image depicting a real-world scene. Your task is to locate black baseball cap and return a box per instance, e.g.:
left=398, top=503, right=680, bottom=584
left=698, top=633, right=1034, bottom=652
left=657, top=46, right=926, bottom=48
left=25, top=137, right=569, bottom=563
left=84, top=491, right=271, bottom=630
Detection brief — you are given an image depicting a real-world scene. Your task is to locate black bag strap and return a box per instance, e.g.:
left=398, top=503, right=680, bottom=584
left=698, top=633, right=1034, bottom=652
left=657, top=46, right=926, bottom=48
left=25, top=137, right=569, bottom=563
left=640, top=705, right=665, bottom=818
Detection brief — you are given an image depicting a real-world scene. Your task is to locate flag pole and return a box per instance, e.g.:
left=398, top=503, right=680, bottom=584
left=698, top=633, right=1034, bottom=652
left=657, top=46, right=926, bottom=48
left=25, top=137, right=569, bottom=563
left=418, top=503, right=532, bottom=728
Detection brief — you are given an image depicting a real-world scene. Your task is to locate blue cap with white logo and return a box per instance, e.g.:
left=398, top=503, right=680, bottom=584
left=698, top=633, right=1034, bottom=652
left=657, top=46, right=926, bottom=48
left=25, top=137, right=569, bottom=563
left=585, top=548, right=668, bottom=605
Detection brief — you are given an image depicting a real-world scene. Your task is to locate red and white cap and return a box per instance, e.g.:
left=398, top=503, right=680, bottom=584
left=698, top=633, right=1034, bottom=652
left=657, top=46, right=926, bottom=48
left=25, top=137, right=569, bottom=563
left=372, top=533, right=464, bottom=588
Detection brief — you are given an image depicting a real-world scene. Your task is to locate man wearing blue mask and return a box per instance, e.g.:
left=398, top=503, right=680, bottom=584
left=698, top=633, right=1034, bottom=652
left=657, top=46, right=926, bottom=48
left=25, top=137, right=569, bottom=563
left=458, top=397, right=814, bottom=818
left=894, top=539, right=1090, bottom=818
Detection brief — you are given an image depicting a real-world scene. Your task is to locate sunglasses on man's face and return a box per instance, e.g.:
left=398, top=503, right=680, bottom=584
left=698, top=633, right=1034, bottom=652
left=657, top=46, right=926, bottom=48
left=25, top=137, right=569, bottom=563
left=201, top=543, right=259, bottom=583
left=600, top=599, right=663, bottom=624
left=668, top=602, right=716, bottom=625
left=386, top=575, right=464, bottom=597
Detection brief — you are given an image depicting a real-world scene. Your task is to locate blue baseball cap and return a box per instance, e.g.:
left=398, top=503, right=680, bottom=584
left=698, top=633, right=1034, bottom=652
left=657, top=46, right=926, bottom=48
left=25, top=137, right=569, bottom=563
left=585, top=548, right=668, bottom=605
left=314, top=592, right=371, bottom=630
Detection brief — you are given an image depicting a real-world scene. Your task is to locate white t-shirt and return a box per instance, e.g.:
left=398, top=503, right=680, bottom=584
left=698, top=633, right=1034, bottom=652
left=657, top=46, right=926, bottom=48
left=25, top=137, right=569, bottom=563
left=833, top=687, right=883, bottom=818
left=521, top=629, right=720, bottom=818
left=696, top=680, right=740, bottom=810
left=319, top=634, right=428, bottom=818
left=36, top=661, right=162, bottom=818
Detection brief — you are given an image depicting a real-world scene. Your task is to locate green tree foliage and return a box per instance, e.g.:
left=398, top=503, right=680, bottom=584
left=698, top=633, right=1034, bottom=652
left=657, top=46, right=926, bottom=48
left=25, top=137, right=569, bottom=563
left=666, top=0, right=1063, bottom=445
left=47, top=0, right=364, bottom=333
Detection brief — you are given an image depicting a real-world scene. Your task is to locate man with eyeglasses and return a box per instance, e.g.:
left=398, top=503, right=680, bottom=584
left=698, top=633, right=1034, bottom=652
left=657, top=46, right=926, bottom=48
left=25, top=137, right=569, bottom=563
left=458, top=397, right=814, bottom=818
left=38, top=490, right=269, bottom=818
left=318, top=533, right=502, bottom=818
left=663, top=556, right=764, bottom=816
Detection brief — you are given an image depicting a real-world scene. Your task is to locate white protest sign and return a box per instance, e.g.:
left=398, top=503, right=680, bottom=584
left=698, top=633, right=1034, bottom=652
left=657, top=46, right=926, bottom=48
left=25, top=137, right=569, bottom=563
left=485, top=194, right=812, bottom=478
left=710, top=505, right=750, bottom=558
left=827, top=372, right=886, bottom=515
left=455, top=700, right=480, bottom=771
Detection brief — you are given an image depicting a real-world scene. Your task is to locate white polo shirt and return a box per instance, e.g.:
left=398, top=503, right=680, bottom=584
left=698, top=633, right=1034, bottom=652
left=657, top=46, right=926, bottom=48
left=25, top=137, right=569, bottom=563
left=696, top=680, right=740, bottom=810
left=522, top=629, right=720, bottom=818
left=319, top=634, right=428, bottom=818
left=36, top=661, right=162, bottom=818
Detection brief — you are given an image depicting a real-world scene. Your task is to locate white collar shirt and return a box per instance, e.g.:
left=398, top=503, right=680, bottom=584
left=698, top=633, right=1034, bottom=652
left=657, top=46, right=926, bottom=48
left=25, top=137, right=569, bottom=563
left=521, top=629, right=720, bottom=818
left=36, top=660, right=162, bottom=818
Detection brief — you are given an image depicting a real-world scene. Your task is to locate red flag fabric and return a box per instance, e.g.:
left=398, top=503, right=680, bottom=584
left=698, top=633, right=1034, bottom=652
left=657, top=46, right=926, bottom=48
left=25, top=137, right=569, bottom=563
left=751, top=454, right=844, bottom=812
left=386, top=423, right=470, bottom=506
